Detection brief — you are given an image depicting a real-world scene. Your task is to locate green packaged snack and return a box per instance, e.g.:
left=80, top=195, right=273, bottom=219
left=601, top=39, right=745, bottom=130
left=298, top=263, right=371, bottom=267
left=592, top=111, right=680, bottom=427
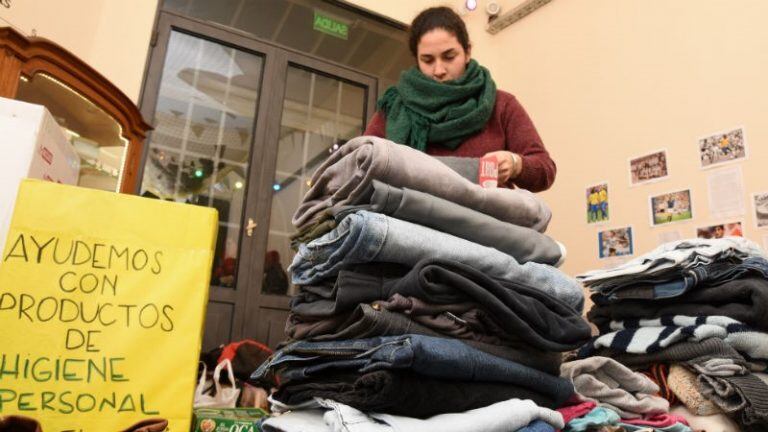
left=193, top=407, right=269, bottom=432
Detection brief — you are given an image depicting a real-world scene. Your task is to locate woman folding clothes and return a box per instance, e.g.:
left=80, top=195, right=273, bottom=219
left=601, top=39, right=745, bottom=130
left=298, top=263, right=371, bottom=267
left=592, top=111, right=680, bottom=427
left=364, top=6, right=557, bottom=192
left=259, top=7, right=582, bottom=432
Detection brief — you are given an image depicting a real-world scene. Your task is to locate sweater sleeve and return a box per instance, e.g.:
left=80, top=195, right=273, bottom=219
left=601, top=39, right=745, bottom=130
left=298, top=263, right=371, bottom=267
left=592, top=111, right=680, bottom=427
left=503, top=95, right=557, bottom=192
left=363, top=111, right=387, bottom=138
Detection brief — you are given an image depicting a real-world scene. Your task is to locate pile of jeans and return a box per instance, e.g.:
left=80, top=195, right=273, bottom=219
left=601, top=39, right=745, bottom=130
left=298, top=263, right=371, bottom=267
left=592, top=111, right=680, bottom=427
left=575, top=237, right=768, bottom=432
left=251, top=136, right=592, bottom=431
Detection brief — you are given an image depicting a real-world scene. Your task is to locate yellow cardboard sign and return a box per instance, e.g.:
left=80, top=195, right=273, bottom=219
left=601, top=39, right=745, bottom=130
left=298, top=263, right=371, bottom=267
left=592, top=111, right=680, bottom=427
left=0, top=180, right=217, bottom=431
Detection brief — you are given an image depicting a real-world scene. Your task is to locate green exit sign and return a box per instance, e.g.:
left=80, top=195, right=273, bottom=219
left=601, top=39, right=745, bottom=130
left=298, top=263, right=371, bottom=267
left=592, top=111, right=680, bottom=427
left=313, top=10, right=349, bottom=40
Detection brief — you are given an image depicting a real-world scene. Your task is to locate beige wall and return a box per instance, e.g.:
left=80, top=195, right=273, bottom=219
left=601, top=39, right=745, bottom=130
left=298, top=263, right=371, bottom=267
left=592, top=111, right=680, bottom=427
left=0, top=0, right=158, bottom=103
left=348, top=0, right=768, bottom=277
left=4, top=0, right=768, bottom=276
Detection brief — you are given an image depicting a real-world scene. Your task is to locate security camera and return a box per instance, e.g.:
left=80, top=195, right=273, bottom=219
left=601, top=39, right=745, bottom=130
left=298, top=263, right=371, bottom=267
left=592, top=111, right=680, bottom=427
left=486, top=1, right=501, bottom=18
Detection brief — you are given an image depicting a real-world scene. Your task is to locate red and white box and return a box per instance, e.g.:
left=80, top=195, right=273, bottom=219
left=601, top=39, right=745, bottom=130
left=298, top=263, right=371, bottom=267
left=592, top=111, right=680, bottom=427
left=478, top=154, right=499, bottom=188
left=0, top=97, right=80, bottom=252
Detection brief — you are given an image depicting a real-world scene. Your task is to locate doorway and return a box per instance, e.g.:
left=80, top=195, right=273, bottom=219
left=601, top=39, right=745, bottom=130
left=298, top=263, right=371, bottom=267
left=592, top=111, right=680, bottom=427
left=138, top=11, right=377, bottom=350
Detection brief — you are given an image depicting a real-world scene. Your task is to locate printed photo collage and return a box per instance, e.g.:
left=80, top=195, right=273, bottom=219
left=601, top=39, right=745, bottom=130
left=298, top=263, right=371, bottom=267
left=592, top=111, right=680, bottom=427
left=588, top=127, right=767, bottom=259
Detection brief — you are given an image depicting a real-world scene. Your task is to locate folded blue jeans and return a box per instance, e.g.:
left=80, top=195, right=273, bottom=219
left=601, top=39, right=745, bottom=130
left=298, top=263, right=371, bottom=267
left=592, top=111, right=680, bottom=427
left=289, top=210, right=584, bottom=311
left=252, top=334, right=574, bottom=406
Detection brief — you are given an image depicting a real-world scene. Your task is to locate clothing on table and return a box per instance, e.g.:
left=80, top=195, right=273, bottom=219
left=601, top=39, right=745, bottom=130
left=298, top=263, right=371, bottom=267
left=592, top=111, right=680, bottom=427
left=667, top=364, right=722, bottom=416
left=272, top=370, right=561, bottom=417
left=565, top=407, right=621, bottom=432
left=262, top=397, right=565, bottom=432
left=291, top=258, right=589, bottom=349
left=289, top=212, right=584, bottom=311
left=641, top=364, right=678, bottom=406
left=566, top=407, right=692, bottom=432
left=252, top=334, right=575, bottom=406
left=372, top=294, right=517, bottom=343
left=587, top=277, right=768, bottom=333
left=560, top=357, right=669, bottom=419
left=592, top=338, right=749, bottom=373
left=433, top=156, right=481, bottom=183
left=594, top=256, right=768, bottom=302
left=578, top=237, right=766, bottom=287
left=620, top=413, right=689, bottom=428
left=284, top=303, right=563, bottom=375
left=698, top=372, right=768, bottom=431
left=292, top=136, right=552, bottom=231
left=288, top=154, right=487, bottom=246
left=583, top=315, right=768, bottom=367
left=516, top=420, right=557, bottom=432
left=313, top=180, right=565, bottom=265
left=558, top=401, right=599, bottom=424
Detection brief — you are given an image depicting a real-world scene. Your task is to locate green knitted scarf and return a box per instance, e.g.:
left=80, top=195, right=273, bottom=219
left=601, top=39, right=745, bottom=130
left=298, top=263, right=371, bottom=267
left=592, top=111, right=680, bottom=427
left=377, top=59, right=496, bottom=151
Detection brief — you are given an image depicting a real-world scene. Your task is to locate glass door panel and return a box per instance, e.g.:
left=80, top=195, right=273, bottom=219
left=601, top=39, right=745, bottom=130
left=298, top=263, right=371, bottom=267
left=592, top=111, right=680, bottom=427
left=140, top=30, right=264, bottom=288
left=262, top=65, right=366, bottom=296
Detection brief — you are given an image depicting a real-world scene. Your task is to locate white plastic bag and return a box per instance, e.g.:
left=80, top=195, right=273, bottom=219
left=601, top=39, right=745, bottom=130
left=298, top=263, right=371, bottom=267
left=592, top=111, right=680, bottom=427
left=193, top=359, right=241, bottom=408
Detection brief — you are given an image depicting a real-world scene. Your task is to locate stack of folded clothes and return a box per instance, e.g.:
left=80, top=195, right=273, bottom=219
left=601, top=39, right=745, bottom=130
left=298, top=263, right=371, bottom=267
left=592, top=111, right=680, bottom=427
left=557, top=356, right=692, bottom=432
left=573, top=237, right=768, bottom=432
left=251, top=136, right=592, bottom=431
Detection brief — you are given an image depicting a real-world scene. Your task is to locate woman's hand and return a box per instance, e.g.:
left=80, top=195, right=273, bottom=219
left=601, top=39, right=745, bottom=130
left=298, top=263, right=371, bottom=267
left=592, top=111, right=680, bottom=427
left=483, top=150, right=523, bottom=183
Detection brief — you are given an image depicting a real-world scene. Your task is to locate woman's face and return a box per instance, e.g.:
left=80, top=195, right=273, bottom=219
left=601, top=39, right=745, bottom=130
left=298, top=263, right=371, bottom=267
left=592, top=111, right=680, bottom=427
left=416, top=28, right=469, bottom=82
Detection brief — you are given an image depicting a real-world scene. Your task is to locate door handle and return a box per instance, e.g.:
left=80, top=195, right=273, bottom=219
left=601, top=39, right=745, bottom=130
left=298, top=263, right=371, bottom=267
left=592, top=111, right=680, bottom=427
left=246, top=218, right=258, bottom=237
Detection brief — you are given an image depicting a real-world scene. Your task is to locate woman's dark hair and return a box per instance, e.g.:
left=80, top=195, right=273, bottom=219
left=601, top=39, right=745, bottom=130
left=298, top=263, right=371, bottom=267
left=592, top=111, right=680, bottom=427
left=408, top=7, right=470, bottom=57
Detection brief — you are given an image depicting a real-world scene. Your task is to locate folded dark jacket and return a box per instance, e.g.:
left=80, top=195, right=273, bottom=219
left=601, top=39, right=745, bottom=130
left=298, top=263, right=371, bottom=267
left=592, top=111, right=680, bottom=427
left=295, top=292, right=520, bottom=346
left=273, top=370, right=561, bottom=418
left=285, top=303, right=562, bottom=375
left=374, top=294, right=516, bottom=344
left=292, top=258, right=590, bottom=352
left=588, top=277, right=768, bottom=332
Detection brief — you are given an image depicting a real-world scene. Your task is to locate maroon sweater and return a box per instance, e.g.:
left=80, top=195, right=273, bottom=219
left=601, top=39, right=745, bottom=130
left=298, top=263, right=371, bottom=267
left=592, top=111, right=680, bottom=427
left=363, top=90, right=556, bottom=192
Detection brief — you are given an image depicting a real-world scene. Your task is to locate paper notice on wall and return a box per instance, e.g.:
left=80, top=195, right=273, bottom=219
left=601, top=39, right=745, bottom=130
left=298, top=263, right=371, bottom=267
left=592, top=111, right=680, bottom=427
left=657, top=230, right=682, bottom=245
left=707, top=166, right=745, bottom=219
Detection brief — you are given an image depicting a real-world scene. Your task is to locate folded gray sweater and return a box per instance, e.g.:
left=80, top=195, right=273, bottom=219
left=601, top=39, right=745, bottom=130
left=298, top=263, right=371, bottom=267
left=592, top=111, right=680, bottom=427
left=292, top=136, right=552, bottom=231
left=561, top=356, right=669, bottom=419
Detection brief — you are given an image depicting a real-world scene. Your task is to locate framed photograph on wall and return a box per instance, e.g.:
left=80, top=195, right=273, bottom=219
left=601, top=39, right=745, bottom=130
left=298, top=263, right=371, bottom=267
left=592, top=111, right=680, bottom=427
left=698, top=126, right=747, bottom=169
left=586, top=182, right=609, bottom=224
left=753, top=192, right=768, bottom=228
left=696, top=221, right=744, bottom=239
left=629, top=149, right=669, bottom=186
left=598, top=226, right=634, bottom=259
left=650, top=189, right=693, bottom=226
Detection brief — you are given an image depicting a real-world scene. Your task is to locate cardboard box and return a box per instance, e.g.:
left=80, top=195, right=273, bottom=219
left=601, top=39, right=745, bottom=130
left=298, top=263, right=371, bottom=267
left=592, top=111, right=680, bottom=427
left=0, top=97, right=79, bottom=253
left=193, top=408, right=269, bottom=432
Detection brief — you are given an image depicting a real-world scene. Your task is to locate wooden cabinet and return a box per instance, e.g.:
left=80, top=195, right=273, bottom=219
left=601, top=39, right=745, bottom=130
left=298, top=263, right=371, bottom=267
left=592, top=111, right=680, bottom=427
left=0, top=27, right=151, bottom=193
